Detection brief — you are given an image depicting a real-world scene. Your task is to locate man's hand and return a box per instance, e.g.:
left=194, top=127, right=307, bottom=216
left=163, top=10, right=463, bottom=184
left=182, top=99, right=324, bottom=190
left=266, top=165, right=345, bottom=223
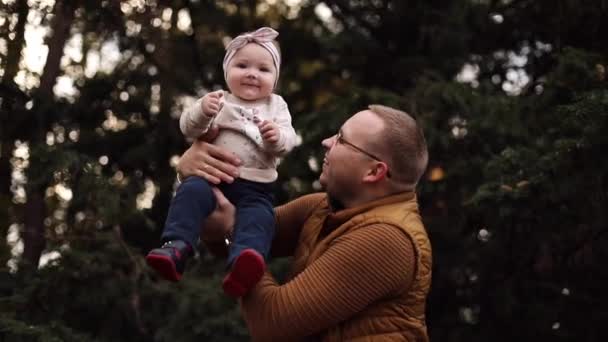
left=201, top=187, right=235, bottom=243
left=258, top=120, right=281, bottom=144
left=201, top=90, right=224, bottom=117
left=177, top=139, right=241, bottom=184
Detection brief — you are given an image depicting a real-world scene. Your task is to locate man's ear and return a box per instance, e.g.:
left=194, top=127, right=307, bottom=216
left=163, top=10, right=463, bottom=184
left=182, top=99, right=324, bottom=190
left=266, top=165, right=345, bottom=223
left=362, top=162, right=390, bottom=183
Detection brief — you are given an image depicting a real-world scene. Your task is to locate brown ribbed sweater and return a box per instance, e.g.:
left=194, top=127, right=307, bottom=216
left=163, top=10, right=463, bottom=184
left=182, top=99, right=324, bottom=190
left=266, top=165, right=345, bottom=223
left=238, top=192, right=431, bottom=341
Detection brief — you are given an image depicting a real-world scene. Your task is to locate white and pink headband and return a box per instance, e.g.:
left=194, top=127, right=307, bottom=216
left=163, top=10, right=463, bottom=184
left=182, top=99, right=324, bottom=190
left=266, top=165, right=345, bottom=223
left=222, top=27, right=281, bottom=88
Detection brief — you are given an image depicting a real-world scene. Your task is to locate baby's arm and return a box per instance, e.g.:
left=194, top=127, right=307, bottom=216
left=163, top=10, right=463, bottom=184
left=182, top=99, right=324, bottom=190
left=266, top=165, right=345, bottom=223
left=179, top=90, right=223, bottom=138
left=259, top=97, right=297, bottom=156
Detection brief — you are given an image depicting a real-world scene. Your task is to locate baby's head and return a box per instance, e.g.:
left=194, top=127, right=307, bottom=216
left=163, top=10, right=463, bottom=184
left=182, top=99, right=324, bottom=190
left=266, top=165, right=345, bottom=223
left=222, top=27, right=281, bottom=101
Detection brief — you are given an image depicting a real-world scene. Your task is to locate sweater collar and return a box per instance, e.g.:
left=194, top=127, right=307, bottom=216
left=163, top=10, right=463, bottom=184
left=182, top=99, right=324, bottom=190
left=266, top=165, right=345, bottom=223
left=323, top=191, right=417, bottom=231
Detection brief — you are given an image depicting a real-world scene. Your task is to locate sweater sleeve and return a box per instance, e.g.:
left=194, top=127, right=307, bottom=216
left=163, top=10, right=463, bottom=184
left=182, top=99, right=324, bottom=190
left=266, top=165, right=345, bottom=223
left=264, top=96, right=297, bottom=156
left=201, top=193, right=325, bottom=259
left=179, top=97, right=214, bottom=138
left=270, top=193, right=326, bottom=258
left=241, top=223, right=417, bottom=341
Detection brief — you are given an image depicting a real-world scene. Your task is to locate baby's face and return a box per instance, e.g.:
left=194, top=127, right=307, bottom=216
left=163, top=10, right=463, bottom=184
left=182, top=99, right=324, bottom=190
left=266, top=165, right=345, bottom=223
left=226, top=43, right=277, bottom=101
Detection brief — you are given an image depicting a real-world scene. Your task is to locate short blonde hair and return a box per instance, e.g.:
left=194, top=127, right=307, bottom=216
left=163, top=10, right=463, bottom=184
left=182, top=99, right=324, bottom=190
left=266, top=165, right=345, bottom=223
left=368, top=104, right=428, bottom=188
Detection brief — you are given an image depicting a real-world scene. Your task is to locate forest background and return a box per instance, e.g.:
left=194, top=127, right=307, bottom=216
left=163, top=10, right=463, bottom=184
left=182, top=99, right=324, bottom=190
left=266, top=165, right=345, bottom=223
left=1, top=0, right=607, bottom=341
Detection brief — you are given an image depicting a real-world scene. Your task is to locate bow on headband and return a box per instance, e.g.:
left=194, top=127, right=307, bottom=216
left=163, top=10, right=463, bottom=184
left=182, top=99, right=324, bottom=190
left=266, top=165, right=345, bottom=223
left=222, top=27, right=281, bottom=88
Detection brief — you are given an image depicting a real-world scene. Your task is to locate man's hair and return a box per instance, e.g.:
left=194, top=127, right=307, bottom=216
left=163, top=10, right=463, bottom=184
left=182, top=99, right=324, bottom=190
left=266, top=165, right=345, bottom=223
left=368, top=104, right=429, bottom=188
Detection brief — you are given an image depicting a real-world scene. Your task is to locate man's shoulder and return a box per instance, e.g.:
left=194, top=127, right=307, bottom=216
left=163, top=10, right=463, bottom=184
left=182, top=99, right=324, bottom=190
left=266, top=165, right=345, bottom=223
left=282, top=192, right=328, bottom=217
left=292, top=192, right=327, bottom=206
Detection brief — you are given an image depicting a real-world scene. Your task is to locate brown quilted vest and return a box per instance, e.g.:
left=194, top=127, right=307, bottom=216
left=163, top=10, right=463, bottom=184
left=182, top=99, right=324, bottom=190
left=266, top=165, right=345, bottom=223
left=290, top=193, right=432, bottom=341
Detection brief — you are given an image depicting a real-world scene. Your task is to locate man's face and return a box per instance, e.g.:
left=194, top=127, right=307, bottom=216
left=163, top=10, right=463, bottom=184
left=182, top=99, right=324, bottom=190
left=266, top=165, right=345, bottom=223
left=319, top=110, right=384, bottom=206
left=226, top=43, right=276, bottom=101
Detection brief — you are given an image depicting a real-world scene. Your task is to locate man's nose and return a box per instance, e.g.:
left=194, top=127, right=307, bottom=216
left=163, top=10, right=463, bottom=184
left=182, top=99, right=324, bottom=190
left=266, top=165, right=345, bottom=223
left=322, top=135, right=336, bottom=149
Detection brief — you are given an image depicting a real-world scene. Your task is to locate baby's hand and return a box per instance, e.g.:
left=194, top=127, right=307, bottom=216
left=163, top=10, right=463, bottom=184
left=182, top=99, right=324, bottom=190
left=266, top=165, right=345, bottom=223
left=201, top=90, right=223, bottom=117
left=258, top=120, right=280, bottom=144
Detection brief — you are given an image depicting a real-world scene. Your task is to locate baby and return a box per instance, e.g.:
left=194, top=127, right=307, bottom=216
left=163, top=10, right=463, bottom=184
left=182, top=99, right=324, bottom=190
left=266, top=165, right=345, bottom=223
left=146, top=27, right=297, bottom=297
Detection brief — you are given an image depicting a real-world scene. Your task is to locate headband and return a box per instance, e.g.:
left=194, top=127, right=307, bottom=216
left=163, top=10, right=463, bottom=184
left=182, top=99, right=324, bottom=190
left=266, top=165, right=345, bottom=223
left=222, top=27, right=281, bottom=88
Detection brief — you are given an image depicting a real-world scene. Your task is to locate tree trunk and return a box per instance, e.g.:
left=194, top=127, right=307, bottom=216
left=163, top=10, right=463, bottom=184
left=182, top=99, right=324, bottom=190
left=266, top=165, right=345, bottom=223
left=0, top=144, right=10, bottom=201
left=37, top=1, right=76, bottom=99
left=149, top=10, right=178, bottom=229
left=1, top=0, right=28, bottom=83
left=20, top=192, right=46, bottom=268
left=0, top=0, right=28, bottom=198
left=21, top=0, right=77, bottom=269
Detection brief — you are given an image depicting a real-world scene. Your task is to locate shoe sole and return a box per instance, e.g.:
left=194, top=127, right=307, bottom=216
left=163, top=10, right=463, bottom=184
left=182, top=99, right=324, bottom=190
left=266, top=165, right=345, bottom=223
left=222, top=249, right=266, bottom=298
left=146, top=254, right=181, bottom=282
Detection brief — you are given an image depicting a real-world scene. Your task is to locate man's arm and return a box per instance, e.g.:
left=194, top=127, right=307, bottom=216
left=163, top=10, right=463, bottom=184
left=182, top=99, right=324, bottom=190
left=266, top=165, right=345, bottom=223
left=201, top=188, right=325, bottom=257
left=241, top=224, right=417, bottom=341
left=270, top=193, right=325, bottom=258
left=201, top=192, right=325, bottom=259
left=200, top=188, right=237, bottom=257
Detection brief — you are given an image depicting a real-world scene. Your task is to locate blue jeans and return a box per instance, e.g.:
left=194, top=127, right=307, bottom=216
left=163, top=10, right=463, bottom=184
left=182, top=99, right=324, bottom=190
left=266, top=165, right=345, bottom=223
left=162, top=177, right=275, bottom=267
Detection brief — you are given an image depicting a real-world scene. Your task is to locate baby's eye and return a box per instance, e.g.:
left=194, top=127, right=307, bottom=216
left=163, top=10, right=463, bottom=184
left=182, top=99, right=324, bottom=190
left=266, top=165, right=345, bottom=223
left=236, top=63, right=247, bottom=68
left=260, top=67, right=270, bottom=72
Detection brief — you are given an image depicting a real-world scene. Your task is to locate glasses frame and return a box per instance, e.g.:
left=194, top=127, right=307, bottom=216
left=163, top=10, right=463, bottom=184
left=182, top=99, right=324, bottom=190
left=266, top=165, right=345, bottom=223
left=334, top=130, right=391, bottom=178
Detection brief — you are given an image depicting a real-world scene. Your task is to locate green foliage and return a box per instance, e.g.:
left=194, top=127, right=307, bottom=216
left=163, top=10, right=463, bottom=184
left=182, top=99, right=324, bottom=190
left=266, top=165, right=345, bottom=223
left=0, top=316, right=94, bottom=342
left=426, top=48, right=608, bottom=341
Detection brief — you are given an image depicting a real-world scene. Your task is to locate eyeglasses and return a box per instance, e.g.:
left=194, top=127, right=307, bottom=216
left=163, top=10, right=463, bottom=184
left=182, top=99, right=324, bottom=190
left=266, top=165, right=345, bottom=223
left=334, top=130, right=391, bottom=178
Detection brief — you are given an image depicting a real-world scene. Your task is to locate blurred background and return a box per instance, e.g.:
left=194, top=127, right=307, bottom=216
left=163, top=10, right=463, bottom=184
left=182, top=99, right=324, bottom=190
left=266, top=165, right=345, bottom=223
left=1, top=0, right=607, bottom=341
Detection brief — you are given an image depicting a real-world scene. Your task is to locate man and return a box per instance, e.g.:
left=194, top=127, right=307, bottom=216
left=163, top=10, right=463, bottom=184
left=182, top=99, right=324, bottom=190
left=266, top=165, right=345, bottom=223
left=177, top=104, right=432, bottom=341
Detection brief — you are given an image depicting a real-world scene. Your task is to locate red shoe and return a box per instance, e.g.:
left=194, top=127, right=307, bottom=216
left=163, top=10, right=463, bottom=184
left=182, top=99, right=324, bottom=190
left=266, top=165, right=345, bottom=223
left=222, top=249, right=266, bottom=298
left=146, top=240, right=193, bottom=282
